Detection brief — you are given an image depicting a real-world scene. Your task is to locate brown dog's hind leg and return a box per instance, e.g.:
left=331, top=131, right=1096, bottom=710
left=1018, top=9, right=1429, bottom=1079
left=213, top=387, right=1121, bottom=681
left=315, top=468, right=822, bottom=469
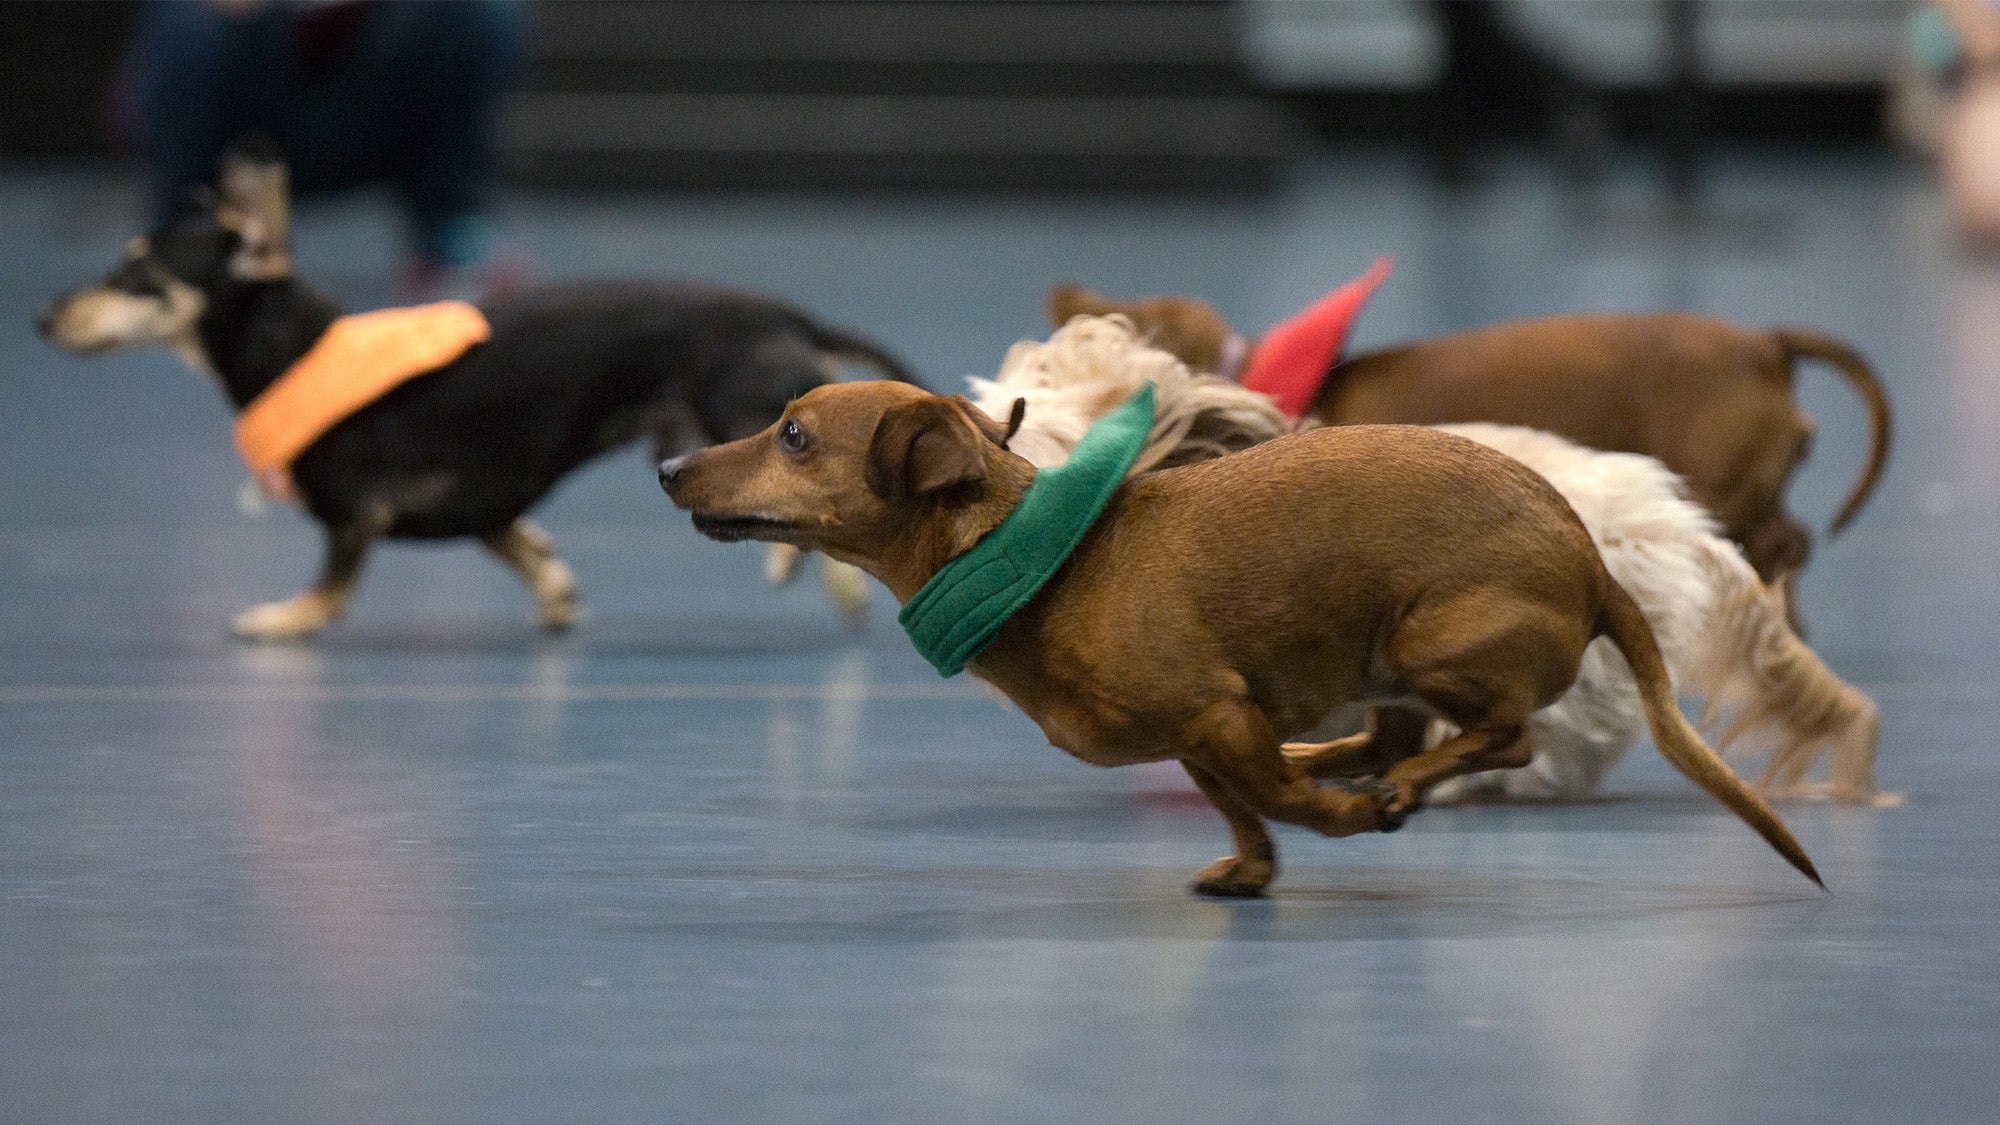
left=1181, top=696, right=1403, bottom=893
left=1380, top=725, right=1534, bottom=814
left=1741, top=516, right=1812, bottom=634
left=1373, top=603, right=1583, bottom=813
left=1182, top=762, right=1278, bottom=897
left=482, top=518, right=580, bottom=631
left=232, top=514, right=385, bottom=641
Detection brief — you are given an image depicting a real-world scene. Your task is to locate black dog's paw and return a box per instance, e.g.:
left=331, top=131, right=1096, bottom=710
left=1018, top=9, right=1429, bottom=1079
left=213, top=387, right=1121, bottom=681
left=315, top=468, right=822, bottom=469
left=1328, top=776, right=1417, bottom=833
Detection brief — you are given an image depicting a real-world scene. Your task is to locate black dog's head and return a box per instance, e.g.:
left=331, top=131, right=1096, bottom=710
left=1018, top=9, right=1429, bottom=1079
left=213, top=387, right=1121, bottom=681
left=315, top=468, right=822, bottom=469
left=38, top=138, right=293, bottom=358
left=693, top=332, right=841, bottom=445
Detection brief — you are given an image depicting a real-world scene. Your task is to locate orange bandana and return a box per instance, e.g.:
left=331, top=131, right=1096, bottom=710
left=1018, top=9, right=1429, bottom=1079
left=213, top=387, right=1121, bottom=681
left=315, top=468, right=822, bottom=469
left=234, top=301, right=490, bottom=499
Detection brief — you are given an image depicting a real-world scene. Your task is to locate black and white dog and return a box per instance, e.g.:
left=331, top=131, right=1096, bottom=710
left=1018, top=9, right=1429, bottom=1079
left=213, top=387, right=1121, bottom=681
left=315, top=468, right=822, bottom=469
left=39, top=139, right=913, bottom=639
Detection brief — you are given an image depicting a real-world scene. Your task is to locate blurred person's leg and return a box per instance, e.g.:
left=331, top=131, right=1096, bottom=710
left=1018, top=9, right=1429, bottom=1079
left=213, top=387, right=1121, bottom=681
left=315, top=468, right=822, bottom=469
left=370, top=0, right=530, bottom=296
left=135, top=0, right=527, bottom=292
left=1930, top=0, right=2000, bottom=249
left=134, top=0, right=282, bottom=221
left=1426, top=0, right=1607, bottom=191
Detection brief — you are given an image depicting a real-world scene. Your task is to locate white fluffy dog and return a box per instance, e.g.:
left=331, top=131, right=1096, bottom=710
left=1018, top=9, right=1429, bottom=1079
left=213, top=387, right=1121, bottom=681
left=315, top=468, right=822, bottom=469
left=970, top=315, right=1893, bottom=805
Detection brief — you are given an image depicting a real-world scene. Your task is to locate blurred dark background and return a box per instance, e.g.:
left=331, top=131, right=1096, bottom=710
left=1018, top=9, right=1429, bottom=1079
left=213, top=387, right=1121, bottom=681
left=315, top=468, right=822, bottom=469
left=0, top=0, right=1905, bottom=193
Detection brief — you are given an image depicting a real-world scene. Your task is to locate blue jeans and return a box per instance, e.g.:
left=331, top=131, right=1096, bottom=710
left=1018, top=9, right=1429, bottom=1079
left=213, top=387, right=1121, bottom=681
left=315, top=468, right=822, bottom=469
left=134, top=0, right=526, bottom=266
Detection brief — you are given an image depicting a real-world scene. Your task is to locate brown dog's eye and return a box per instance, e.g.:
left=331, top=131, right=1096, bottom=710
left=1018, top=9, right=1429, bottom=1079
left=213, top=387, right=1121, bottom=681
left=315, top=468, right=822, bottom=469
left=777, top=419, right=810, bottom=454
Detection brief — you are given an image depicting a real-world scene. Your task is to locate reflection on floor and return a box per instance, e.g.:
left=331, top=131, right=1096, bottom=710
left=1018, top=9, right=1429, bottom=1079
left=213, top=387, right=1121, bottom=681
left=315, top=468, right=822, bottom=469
left=2, top=149, right=1996, bottom=1123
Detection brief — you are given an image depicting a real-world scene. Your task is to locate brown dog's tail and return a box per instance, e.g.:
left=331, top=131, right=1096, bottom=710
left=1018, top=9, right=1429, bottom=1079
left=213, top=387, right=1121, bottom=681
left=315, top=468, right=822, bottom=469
left=1683, top=538, right=1891, bottom=805
left=1596, top=573, right=1825, bottom=887
left=1772, top=327, right=1892, bottom=537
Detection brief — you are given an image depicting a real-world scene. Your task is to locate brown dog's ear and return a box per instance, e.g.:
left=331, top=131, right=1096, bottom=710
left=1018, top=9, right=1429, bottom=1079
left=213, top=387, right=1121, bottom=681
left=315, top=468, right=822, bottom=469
left=949, top=395, right=1020, bottom=450
left=1047, top=283, right=1113, bottom=328
left=867, top=396, right=991, bottom=500
left=216, top=135, right=293, bottom=281
left=1002, top=397, right=1026, bottom=449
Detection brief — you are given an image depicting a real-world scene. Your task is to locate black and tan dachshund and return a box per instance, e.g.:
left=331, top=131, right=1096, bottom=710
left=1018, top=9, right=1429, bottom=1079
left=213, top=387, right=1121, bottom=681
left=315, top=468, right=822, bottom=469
left=40, top=138, right=913, bottom=639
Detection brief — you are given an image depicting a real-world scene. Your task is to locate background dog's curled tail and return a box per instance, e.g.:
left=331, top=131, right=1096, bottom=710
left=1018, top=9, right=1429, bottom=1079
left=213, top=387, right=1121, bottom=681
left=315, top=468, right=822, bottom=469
left=1683, top=537, right=1891, bottom=805
left=807, top=322, right=922, bottom=386
left=1772, top=327, right=1892, bottom=537
left=1597, top=573, right=1825, bottom=887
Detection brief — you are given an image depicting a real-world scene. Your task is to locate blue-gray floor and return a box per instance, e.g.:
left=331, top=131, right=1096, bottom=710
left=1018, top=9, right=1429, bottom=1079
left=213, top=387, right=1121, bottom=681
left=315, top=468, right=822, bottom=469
left=2, top=148, right=1997, bottom=1124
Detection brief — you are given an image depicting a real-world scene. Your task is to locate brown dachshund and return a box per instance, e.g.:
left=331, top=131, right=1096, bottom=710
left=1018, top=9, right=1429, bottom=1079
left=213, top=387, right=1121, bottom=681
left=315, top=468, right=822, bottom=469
left=660, top=380, right=1819, bottom=896
left=1048, top=285, right=1891, bottom=594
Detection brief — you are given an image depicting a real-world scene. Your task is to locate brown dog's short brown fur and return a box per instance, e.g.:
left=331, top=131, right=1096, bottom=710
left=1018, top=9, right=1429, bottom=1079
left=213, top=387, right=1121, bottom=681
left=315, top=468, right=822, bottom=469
left=662, top=381, right=1820, bottom=896
left=1048, top=286, right=1891, bottom=590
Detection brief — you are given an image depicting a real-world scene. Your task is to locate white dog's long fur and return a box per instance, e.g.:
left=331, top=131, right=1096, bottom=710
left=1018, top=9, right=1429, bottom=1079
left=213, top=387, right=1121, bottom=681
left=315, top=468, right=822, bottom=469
left=971, top=315, right=1892, bottom=805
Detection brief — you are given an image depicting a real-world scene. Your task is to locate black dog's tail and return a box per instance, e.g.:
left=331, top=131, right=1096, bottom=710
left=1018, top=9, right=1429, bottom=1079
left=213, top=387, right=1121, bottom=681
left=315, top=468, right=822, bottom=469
left=806, top=321, right=922, bottom=386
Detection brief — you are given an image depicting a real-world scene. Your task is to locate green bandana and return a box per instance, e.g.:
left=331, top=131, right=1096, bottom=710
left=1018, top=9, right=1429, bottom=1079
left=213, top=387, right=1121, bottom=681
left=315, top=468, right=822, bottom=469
left=899, top=384, right=1156, bottom=677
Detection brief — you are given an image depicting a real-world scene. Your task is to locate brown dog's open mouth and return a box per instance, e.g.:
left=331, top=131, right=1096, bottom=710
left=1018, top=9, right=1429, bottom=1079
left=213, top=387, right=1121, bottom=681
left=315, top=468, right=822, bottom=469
left=690, top=514, right=796, bottom=543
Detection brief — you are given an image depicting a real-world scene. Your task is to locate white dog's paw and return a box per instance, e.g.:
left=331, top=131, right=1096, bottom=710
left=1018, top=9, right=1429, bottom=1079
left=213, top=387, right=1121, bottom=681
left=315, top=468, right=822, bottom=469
left=1766, top=781, right=1908, bottom=809
left=765, top=543, right=805, bottom=585
left=821, top=558, right=871, bottom=629
left=231, top=595, right=338, bottom=642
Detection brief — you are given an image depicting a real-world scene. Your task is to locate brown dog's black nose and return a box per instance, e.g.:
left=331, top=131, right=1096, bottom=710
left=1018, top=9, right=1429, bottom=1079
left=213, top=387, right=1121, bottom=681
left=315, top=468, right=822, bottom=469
left=658, top=455, right=690, bottom=491
left=34, top=309, right=54, bottom=338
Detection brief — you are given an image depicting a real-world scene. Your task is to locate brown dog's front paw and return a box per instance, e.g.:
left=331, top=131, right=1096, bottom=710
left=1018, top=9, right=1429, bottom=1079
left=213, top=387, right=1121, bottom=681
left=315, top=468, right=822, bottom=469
left=1327, top=777, right=1417, bottom=833
left=1189, top=854, right=1274, bottom=898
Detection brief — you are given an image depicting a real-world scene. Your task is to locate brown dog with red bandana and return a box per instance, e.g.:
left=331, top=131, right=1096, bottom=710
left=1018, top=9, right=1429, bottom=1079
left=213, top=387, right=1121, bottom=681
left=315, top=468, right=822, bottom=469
left=1049, top=274, right=1891, bottom=602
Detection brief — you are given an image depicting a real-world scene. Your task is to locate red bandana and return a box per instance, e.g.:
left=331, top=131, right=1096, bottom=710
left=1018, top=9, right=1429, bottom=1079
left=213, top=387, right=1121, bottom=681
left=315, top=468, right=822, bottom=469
left=1239, top=257, right=1393, bottom=419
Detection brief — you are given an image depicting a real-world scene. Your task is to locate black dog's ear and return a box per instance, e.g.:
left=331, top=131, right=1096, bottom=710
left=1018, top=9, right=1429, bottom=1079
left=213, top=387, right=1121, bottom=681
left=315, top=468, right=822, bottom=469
left=867, top=396, right=990, bottom=501
left=174, top=185, right=220, bottom=217
left=216, top=133, right=293, bottom=280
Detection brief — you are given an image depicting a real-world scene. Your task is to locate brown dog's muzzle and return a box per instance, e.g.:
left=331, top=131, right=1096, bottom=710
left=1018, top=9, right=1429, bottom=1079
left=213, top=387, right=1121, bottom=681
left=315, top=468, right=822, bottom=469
left=659, top=447, right=796, bottom=543
left=657, top=454, right=690, bottom=492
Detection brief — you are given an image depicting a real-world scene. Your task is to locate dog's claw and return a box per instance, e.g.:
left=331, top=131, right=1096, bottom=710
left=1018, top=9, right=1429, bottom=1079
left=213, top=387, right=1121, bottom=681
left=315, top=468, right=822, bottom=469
left=1327, top=776, right=1416, bottom=833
